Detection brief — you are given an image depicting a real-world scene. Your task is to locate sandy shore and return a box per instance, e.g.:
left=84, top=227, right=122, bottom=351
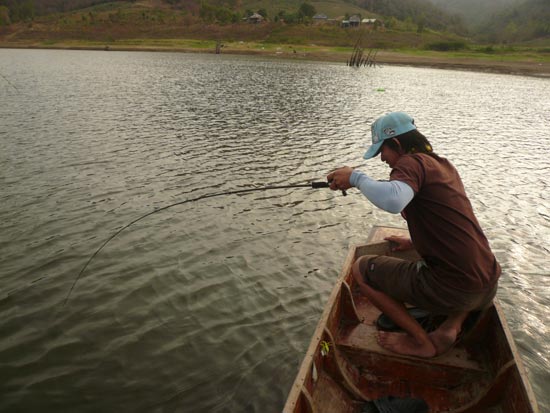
left=2, top=42, right=550, bottom=78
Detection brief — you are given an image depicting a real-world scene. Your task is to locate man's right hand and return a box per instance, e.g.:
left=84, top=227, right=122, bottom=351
left=326, top=167, right=353, bottom=191
left=384, top=235, right=413, bottom=252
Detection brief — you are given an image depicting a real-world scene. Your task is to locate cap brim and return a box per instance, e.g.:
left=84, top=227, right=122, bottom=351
left=363, top=141, right=383, bottom=160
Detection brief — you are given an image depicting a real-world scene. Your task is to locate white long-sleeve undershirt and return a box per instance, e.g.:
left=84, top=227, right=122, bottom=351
left=350, top=170, right=414, bottom=214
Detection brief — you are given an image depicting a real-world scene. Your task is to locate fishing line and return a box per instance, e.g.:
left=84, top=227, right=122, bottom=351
left=63, top=181, right=345, bottom=306
left=0, top=71, right=20, bottom=93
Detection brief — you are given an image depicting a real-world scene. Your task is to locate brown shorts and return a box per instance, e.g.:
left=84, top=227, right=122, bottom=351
left=357, top=255, right=497, bottom=315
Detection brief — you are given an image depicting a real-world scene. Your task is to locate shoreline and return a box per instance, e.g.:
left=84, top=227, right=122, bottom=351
left=2, top=42, right=550, bottom=78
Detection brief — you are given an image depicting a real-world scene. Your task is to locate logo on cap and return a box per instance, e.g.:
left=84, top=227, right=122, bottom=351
left=383, top=127, right=395, bottom=137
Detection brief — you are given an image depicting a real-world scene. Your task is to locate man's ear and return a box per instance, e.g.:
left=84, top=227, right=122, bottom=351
left=392, top=138, right=404, bottom=154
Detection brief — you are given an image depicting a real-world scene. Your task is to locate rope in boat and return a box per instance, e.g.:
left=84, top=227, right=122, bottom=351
left=63, top=181, right=345, bottom=306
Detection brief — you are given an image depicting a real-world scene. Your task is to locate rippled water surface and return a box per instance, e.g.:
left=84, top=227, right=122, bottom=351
left=1, top=49, right=549, bottom=412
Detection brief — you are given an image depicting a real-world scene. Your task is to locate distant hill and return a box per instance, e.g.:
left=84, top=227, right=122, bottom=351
left=1, top=0, right=110, bottom=17
left=0, top=0, right=465, bottom=34
left=430, top=0, right=550, bottom=42
left=0, top=0, right=199, bottom=21
left=2, top=0, right=547, bottom=43
left=476, top=0, right=550, bottom=42
left=240, top=0, right=466, bottom=32
left=429, top=0, right=519, bottom=28
left=356, top=0, right=465, bottom=33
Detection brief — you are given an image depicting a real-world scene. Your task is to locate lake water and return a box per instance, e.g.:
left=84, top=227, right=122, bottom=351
left=1, top=49, right=549, bottom=412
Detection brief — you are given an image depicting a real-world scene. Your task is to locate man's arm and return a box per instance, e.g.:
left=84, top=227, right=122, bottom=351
left=350, top=170, right=414, bottom=214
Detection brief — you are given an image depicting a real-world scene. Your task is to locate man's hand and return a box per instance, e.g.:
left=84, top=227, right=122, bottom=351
left=384, top=235, right=413, bottom=252
left=326, top=167, right=354, bottom=192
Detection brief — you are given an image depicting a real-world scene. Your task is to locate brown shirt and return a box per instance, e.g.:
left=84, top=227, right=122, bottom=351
left=390, top=153, right=500, bottom=292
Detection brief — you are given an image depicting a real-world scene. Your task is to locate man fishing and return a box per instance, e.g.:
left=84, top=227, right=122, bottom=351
left=327, top=112, right=500, bottom=358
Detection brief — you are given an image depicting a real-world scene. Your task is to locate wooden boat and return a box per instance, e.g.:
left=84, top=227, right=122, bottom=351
left=283, top=226, right=539, bottom=413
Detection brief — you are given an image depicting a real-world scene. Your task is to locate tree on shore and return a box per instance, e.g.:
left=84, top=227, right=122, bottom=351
left=0, top=5, right=10, bottom=25
left=199, top=1, right=239, bottom=24
left=0, top=0, right=34, bottom=22
left=298, top=2, right=316, bottom=21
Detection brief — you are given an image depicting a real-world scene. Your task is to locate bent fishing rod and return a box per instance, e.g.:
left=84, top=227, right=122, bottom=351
left=63, top=181, right=346, bottom=306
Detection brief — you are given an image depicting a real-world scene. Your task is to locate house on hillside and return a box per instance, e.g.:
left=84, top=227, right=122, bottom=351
left=349, top=15, right=361, bottom=27
left=362, top=18, right=384, bottom=29
left=341, top=20, right=350, bottom=28
left=248, top=13, right=264, bottom=24
left=313, top=13, right=328, bottom=24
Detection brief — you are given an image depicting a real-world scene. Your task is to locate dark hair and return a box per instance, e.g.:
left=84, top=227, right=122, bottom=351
left=383, top=129, right=436, bottom=156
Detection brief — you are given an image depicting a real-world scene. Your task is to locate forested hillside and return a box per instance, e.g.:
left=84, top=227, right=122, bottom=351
left=430, top=0, right=519, bottom=27
left=0, top=0, right=548, bottom=43
left=1, top=0, right=108, bottom=19
left=0, top=0, right=463, bottom=33
left=430, top=0, right=549, bottom=42
left=357, top=0, right=464, bottom=33
left=0, top=0, right=198, bottom=22
left=476, top=0, right=550, bottom=43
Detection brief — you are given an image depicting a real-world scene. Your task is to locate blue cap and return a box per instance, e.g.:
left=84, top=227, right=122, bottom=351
left=363, top=112, right=417, bottom=159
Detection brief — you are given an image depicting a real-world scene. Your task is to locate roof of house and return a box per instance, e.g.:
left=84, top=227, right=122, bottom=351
left=313, top=14, right=328, bottom=19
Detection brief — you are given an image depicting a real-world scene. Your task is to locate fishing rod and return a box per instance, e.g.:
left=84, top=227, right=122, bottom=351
left=63, top=181, right=346, bottom=306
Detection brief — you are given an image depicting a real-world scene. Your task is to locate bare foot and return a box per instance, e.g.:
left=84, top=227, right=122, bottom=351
left=429, top=327, right=459, bottom=355
left=377, top=331, right=437, bottom=358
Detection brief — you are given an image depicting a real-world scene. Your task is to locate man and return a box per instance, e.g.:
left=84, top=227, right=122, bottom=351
left=327, top=112, right=500, bottom=358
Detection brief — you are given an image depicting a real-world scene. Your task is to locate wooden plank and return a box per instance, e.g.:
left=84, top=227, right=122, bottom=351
left=494, top=300, right=539, bottom=413
left=312, top=372, right=359, bottom=413
left=356, top=226, right=420, bottom=261
left=365, top=226, right=409, bottom=243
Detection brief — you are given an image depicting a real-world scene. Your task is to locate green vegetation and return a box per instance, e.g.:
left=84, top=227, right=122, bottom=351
left=0, top=0, right=548, bottom=43
left=199, top=2, right=240, bottom=24
left=0, top=0, right=34, bottom=22
left=425, top=40, right=467, bottom=52
left=476, top=0, right=550, bottom=43
left=0, top=5, right=11, bottom=25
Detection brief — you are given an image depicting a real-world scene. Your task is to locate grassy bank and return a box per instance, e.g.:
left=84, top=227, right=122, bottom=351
left=2, top=37, right=550, bottom=77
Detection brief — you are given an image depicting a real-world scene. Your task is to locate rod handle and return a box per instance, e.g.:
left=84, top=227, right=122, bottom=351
left=311, top=181, right=347, bottom=196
